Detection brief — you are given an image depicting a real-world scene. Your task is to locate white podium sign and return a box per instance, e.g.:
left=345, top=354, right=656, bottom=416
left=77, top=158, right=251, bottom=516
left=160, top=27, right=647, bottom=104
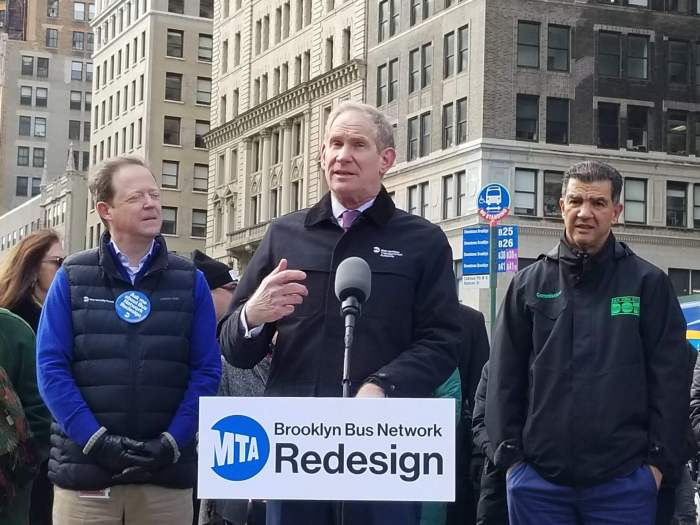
left=197, top=397, right=455, bottom=502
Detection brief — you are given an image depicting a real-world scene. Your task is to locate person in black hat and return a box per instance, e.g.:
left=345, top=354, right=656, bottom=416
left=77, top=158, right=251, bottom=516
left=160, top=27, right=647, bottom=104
left=192, top=250, right=269, bottom=525
left=192, top=250, right=238, bottom=322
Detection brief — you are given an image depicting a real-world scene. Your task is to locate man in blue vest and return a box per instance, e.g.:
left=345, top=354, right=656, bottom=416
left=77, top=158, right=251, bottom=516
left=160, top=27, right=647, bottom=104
left=36, top=156, right=221, bottom=525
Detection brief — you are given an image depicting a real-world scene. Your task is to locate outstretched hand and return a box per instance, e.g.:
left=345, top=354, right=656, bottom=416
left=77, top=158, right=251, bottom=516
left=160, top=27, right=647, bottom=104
left=244, top=259, right=308, bottom=327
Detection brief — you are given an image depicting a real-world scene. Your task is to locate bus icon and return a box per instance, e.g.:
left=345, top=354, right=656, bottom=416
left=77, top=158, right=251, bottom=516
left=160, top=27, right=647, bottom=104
left=485, top=186, right=502, bottom=209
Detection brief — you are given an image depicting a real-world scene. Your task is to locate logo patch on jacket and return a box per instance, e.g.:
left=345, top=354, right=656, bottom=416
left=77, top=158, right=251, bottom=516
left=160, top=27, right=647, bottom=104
left=610, top=296, right=640, bottom=317
left=536, top=290, right=561, bottom=299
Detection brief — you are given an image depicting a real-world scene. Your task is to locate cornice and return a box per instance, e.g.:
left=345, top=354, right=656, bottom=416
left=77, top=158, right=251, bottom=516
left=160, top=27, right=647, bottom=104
left=204, top=60, right=366, bottom=149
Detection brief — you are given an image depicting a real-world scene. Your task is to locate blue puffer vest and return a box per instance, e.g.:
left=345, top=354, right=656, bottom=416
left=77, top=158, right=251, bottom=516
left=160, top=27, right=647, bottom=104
left=48, top=233, right=197, bottom=490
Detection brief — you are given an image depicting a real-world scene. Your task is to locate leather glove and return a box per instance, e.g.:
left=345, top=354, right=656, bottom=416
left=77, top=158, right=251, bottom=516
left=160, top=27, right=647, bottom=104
left=132, top=433, right=178, bottom=471
left=84, top=429, right=148, bottom=473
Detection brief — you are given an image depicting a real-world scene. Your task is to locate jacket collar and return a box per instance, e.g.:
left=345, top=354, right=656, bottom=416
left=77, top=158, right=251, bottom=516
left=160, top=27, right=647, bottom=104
left=544, top=231, right=630, bottom=262
left=98, top=231, right=169, bottom=283
left=304, top=186, right=396, bottom=228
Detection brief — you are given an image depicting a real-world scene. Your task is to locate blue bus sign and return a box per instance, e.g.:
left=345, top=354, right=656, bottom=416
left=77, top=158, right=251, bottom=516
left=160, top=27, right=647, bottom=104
left=477, top=183, right=511, bottom=225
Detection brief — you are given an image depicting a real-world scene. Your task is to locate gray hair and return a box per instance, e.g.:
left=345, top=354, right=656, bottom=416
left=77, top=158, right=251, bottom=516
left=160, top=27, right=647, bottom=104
left=562, top=160, right=623, bottom=204
left=324, top=101, right=395, bottom=152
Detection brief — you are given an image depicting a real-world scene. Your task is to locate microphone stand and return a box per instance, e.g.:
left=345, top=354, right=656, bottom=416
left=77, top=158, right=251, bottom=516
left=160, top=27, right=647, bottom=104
left=339, top=295, right=361, bottom=525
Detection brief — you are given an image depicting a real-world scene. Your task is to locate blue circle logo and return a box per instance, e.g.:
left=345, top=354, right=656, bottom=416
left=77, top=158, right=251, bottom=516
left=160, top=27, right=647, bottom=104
left=211, top=415, right=270, bottom=481
left=115, top=291, right=151, bottom=323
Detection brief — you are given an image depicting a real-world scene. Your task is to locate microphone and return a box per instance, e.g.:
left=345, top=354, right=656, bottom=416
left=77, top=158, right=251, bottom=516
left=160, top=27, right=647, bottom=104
left=334, top=257, right=372, bottom=398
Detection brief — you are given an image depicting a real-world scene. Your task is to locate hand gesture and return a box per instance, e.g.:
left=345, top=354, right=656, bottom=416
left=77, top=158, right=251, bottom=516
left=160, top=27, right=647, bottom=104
left=244, top=259, right=308, bottom=327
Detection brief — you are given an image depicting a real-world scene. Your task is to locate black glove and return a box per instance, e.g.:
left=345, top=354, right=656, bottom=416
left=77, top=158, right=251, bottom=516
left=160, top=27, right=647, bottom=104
left=85, top=432, right=148, bottom=473
left=132, top=434, right=177, bottom=471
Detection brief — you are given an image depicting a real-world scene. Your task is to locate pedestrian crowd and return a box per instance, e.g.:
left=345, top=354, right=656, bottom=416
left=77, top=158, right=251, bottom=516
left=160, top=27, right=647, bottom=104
left=0, top=102, right=697, bottom=525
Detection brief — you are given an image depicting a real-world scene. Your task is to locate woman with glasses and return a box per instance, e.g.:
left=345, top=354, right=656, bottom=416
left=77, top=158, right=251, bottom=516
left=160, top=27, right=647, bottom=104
left=0, top=230, right=64, bottom=332
left=0, top=229, right=61, bottom=525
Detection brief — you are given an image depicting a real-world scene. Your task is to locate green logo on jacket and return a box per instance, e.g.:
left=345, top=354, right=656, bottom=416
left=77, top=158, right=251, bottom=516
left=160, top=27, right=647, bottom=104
left=536, top=290, right=561, bottom=299
left=610, top=296, right=640, bottom=317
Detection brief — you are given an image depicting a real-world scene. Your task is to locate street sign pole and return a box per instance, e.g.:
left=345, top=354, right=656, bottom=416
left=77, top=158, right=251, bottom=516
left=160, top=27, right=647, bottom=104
left=489, top=221, right=498, bottom=338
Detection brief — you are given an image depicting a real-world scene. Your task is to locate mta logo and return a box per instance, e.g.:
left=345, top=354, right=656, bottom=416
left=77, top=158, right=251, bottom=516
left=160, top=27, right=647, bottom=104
left=211, top=415, right=270, bottom=481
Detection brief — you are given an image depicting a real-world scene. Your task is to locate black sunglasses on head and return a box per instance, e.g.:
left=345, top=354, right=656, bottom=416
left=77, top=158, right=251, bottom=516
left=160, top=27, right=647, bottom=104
left=43, top=256, right=65, bottom=267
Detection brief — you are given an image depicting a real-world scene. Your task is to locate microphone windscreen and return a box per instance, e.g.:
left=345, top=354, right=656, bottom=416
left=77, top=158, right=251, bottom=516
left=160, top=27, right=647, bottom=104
left=334, top=257, right=371, bottom=304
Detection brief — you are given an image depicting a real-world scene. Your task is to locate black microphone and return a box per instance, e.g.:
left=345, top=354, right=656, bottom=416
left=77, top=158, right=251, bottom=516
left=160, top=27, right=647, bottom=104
left=334, top=257, right=371, bottom=398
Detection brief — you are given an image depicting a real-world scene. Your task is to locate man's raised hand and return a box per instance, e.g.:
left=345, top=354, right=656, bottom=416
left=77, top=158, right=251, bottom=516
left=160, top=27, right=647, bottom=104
left=244, top=259, right=308, bottom=327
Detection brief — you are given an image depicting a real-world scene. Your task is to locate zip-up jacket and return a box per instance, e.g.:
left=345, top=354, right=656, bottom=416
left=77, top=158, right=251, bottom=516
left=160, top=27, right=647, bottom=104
left=218, top=187, right=460, bottom=398
left=486, top=234, right=689, bottom=486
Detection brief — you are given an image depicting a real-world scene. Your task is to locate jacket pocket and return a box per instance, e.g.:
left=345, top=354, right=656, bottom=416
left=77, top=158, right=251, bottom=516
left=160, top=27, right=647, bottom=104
left=527, top=296, right=567, bottom=352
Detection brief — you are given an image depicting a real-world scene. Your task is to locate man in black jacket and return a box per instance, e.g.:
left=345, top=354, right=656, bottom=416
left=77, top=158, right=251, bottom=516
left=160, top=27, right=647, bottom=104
left=486, top=161, right=689, bottom=524
left=218, top=102, right=461, bottom=525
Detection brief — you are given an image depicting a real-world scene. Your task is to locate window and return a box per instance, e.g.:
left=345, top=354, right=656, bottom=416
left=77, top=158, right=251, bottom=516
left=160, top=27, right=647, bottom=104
left=624, top=178, right=646, bottom=224
left=33, top=148, right=45, bottom=168
left=48, top=0, right=59, bottom=17
left=627, top=106, right=648, bottom=151
left=16, top=176, right=28, bottom=196
left=543, top=171, right=563, bottom=217
left=668, top=268, right=700, bottom=296
left=547, top=25, right=569, bottom=72
left=87, top=33, right=94, bottom=52
left=408, top=182, right=430, bottom=218
left=46, top=29, right=58, bottom=48
left=199, top=34, right=213, bottom=62
left=407, top=111, right=431, bottom=160
left=37, top=58, right=49, bottom=78
left=161, top=207, right=177, bottom=235
left=516, top=94, right=538, bottom=141
left=442, top=175, right=454, bottom=219
left=409, top=48, right=419, bottom=93
left=197, top=77, right=211, bottom=105
left=598, top=102, right=619, bottom=148
left=70, top=91, right=82, bottom=110
left=88, top=3, right=95, bottom=19
left=598, top=32, right=621, bottom=77
left=200, top=0, right=213, bottom=18
left=546, top=98, right=569, bottom=144
left=69, top=120, right=81, bottom=140
left=667, top=111, right=687, bottom=154
left=388, top=58, right=398, bottom=102
left=442, top=103, right=454, bottom=148
left=86, top=63, right=92, bottom=82
left=444, top=31, right=455, bottom=78
left=420, top=112, right=431, bottom=157
left=696, top=43, right=700, bottom=86
left=167, top=29, right=184, bottom=58
left=36, top=87, right=47, bottom=107
left=17, top=147, right=30, bottom=166
left=168, top=0, right=184, bottom=13
left=20, top=86, right=32, bottom=105
left=74, top=2, right=85, bottom=20
left=517, top=21, right=540, bottom=68
left=83, top=121, right=90, bottom=140
left=31, top=177, right=41, bottom=196
left=667, top=181, right=687, bottom=227
left=668, top=40, right=689, bottom=84
left=18, top=116, right=31, bottom=136
left=84, top=92, right=91, bottom=111
left=457, top=25, right=468, bottom=73
left=666, top=0, right=689, bottom=12
left=456, top=98, right=467, bottom=144
left=194, top=164, right=208, bottom=192
left=694, top=185, right=700, bottom=228
left=627, top=35, right=649, bottom=80
left=377, top=64, right=388, bottom=106
left=514, top=169, right=537, bottom=216
left=421, top=43, right=432, bottom=88
left=164, top=72, right=182, bottom=101
left=34, top=117, right=46, bottom=137
left=163, top=116, right=181, bottom=145
left=378, top=0, right=391, bottom=42
left=21, top=56, right=33, bottom=75
left=153, top=161, right=178, bottom=191
left=72, top=31, right=84, bottom=50
left=71, top=61, right=83, bottom=81
left=408, top=116, right=419, bottom=160
left=195, top=120, right=209, bottom=148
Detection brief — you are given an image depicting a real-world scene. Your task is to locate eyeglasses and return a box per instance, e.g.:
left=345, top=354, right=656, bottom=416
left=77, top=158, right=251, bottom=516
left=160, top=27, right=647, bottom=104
left=43, top=256, right=65, bottom=267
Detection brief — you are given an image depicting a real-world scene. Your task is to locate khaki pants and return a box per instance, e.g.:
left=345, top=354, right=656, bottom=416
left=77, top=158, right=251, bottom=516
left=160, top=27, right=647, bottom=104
left=53, top=484, right=193, bottom=525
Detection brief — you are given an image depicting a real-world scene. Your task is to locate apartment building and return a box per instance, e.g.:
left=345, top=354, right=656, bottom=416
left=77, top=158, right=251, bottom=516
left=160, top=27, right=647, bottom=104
left=86, top=0, right=213, bottom=255
left=0, top=0, right=94, bottom=214
left=204, top=0, right=366, bottom=268
left=367, top=0, right=700, bottom=315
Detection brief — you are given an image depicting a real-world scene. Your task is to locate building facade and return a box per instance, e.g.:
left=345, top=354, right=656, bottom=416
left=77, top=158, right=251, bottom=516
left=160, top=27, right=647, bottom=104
left=204, top=0, right=366, bottom=268
left=0, top=0, right=94, bottom=215
left=86, top=0, right=213, bottom=255
left=0, top=146, right=88, bottom=261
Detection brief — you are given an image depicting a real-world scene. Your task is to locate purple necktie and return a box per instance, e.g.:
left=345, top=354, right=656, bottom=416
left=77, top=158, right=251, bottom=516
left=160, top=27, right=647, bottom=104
left=341, top=209, right=361, bottom=231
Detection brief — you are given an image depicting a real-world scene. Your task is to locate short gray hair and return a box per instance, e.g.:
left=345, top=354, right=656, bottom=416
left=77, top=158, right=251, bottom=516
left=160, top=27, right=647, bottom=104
left=324, top=101, right=395, bottom=152
left=562, top=161, right=623, bottom=204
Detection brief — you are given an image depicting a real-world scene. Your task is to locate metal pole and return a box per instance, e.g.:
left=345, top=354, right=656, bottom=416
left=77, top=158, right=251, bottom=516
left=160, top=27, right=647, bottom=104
left=489, top=222, right=498, bottom=339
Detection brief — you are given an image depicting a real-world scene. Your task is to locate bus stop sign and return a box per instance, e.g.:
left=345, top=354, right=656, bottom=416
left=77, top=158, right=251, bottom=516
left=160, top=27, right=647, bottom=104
left=477, top=183, right=511, bottom=225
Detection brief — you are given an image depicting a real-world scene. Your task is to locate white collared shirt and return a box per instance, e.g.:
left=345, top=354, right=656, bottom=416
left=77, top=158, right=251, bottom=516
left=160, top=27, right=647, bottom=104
left=109, top=239, right=155, bottom=284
